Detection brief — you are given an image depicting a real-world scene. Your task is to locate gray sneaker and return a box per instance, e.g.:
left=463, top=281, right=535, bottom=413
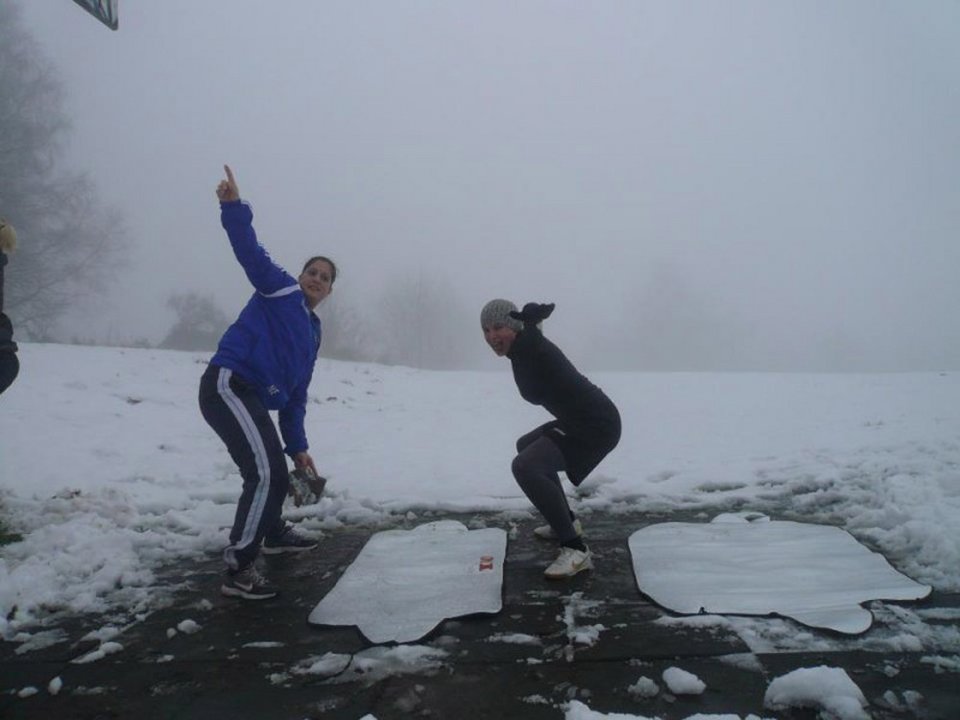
left=262, top=525, right=318, bottom=555
left=221, top=564, right=279, bottom=600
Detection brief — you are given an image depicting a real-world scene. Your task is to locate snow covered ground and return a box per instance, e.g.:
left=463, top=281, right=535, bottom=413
left=2, top=342, right=959, bottom=718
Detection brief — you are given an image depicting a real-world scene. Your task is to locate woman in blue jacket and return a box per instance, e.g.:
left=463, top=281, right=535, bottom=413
left=199, top=166, right=336, bottom=600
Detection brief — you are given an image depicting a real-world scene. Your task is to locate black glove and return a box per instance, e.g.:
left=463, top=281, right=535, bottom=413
left=509, top=302, right=555, bottom=326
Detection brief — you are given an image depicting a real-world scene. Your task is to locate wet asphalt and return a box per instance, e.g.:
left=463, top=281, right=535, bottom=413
left=1, top=510, right=957, bottom=720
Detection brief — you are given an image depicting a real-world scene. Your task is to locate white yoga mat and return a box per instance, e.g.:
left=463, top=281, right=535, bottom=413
left=628, top=516, right=931, bottom=634
left=308, top=520, right=508, bottom=644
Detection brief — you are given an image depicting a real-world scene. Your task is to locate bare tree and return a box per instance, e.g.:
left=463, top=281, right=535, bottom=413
left=621, top=262, right=746, bottom=371
left=160, top=292, right=230, bottom=351
left=316, top=293, right=375, bottom=362
left=0, top=2, right=127, bottom=339
left=373, top=273, right=473, bottom=369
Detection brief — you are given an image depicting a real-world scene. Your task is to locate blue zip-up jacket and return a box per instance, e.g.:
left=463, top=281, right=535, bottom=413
left=210, top=200, right=321, bottom=456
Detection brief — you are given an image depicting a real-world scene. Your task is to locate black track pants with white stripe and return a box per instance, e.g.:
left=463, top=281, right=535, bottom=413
left=199, top=364, right=290, bottom=571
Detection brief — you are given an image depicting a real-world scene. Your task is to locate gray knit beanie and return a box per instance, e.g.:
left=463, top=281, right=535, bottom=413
left=480, top=299, right=523, bottom=332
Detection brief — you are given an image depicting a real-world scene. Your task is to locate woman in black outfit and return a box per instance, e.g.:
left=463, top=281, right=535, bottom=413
left=481, top=299, right=621, bottom=579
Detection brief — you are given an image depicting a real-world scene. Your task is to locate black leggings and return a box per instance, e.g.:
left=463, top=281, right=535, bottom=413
left=0, top=352, right=18, bottom=395
left=511, top=430, right=579, bottom=543
left=199, top=364, right=289, bottom=571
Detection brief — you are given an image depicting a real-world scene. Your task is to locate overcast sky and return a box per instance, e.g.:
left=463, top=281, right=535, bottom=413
left=15, top=0, right=960, bottom=370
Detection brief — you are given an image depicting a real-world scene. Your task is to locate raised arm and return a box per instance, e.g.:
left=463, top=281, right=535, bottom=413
left=215, top=165, right=294, bottom=294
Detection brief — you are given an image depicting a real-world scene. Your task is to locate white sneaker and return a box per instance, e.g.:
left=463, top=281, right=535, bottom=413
left=533, top=518, right=583, bottom=540
left=544, top=546, right=593, bottom=579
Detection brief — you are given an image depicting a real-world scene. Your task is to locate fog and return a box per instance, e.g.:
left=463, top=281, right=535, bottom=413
left=15, top=1, right=960, bottom=370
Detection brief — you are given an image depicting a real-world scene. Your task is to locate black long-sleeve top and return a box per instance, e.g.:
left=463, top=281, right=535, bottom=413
left=507, top=324, right=620, bottom=484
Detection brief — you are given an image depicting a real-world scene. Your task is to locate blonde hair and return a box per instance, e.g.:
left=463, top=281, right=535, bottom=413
left=0, top=218, right=16, bottom=254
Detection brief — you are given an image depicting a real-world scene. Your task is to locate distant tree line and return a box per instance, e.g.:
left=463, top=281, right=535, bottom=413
left=157, top=274, right=474, bottom=371
left=5, top=3, right=913, bottom=372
